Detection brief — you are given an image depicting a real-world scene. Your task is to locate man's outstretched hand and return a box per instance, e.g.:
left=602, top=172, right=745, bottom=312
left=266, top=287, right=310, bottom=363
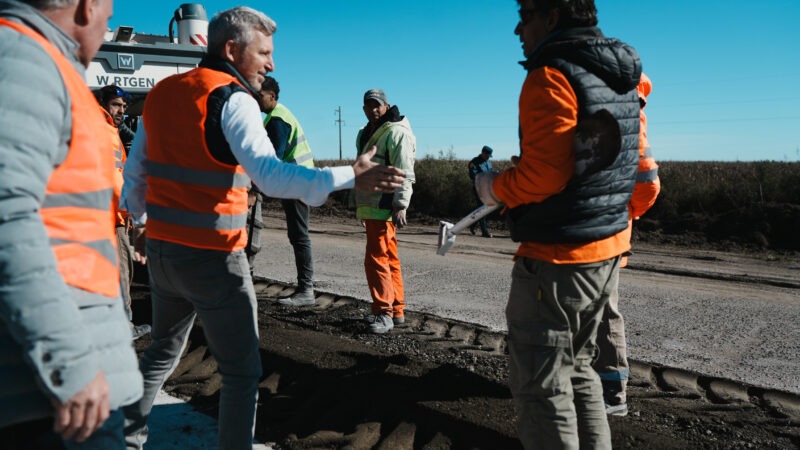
left=353, top=147, right=404, bottom=193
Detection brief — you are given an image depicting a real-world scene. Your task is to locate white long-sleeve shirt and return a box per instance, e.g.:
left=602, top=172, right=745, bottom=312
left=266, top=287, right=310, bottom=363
left=121, top=91, right=355, bottom=223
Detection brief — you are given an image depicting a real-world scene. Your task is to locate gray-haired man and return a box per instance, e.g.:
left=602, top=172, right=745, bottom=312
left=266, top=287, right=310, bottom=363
left=121, top=6, right=404, bottom=449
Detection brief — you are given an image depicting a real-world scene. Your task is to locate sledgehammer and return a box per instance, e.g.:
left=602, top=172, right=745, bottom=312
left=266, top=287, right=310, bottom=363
left=436, top=204, right=501, bottom=256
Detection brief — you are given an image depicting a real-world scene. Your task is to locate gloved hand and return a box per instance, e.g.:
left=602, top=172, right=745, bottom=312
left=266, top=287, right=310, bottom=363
left=392, top=208, right=407, bottom=228
left=474, top=171, right=500, bottom=206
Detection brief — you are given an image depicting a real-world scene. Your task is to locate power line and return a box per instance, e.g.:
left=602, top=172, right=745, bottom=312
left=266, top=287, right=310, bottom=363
left=653, top=97, right=800, bottom=109
left=334, top=106, right=344, bottom=160
left=656, top=116, right=800, bottom=125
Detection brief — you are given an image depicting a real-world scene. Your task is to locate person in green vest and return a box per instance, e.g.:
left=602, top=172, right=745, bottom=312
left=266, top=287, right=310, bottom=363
left=356, top=88, right=416, bottom=334
left=258, top=76, right=316, bottom=306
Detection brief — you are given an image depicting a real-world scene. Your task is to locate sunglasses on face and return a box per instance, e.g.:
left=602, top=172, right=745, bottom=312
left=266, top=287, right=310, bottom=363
left=518, top=8, right=543, bottom=26
left=110, top=87, right=131, bottom=100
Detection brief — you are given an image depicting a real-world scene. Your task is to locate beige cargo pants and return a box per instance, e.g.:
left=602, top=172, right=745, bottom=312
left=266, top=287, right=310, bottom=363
left=506, top=256, right=619, bottom=450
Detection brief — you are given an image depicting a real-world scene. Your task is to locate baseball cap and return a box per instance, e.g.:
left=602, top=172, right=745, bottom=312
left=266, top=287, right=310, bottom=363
left=481, top=145, right=494, bottom=155
left=363, top=89, right=388, bottom=105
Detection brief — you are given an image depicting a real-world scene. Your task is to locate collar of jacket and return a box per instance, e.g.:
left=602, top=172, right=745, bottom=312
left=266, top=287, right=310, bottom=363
left=519, top=26, right=604, bottom=71
left=369, top=105, right=403, bottom=129
left=360, top=105, right=405, bottom=152
left=199, top=55, right=262, bottom=100
left=0, top=0, right=82, bottom=71
left=519, top=26, right=640, bottom=95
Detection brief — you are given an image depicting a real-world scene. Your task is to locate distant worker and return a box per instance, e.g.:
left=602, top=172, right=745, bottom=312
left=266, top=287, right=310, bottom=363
left=0, top=0, right=142, bottom=447
left=593, top=72, right=660, bottom=417
left=467, top=145, right=495, bottom=237
left=120, top=7, right=404, bottom=449
left=258, top=76, right=316, bottom=306
left=475, top=0, right=642, bottom=448
left=356, top=88, right=416, bottom=334
left=96, top=84, right=151, bottom=340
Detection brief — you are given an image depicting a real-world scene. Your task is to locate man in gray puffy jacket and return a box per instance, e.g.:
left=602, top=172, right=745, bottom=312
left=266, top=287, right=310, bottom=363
left=0, top=0, right=143, bottom=447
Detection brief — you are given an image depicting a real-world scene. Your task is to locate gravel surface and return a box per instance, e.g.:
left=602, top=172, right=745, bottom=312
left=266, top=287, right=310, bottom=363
left=127, top=209, right=800, bottom=449
left=255, top=210, right=800, bottom=394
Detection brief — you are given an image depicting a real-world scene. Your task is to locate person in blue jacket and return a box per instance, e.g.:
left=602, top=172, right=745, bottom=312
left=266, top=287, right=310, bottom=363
left=467, top=145, right=495, bottom=237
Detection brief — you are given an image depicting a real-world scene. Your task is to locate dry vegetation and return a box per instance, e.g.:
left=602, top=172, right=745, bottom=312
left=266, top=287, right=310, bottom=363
left=317, top=158, right=800, bottom=251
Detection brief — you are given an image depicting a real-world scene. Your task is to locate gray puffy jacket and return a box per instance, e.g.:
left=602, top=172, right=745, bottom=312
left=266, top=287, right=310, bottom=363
left=0, top=1, right=142, bottom=427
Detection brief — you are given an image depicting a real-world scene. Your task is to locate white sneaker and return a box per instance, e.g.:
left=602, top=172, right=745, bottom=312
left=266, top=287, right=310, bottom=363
left=369, top=313, right=394, bottom=334
left=605, top=402, right=628, bottom=417
left=277, top=290, right=315, bottom=306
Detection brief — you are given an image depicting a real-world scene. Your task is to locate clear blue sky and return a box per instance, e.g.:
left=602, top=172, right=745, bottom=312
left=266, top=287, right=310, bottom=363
left=110, top=1, right=800, bottom=162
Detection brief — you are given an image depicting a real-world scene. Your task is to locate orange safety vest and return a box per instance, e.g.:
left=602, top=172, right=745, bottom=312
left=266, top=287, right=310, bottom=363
left=100, top=107, right=129, bottom=226
left=0, top=19, right=120, bottom=298
left=143, top=68, right=250, bottom=251
left=630, top=73, right=660, bottom=219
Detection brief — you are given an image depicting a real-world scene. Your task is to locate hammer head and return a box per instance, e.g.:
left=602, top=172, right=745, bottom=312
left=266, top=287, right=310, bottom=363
left=436, top=220, right=455, bottom=256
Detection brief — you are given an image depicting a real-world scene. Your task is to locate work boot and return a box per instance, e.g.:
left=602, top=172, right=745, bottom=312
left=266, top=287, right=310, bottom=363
left=131, top=324, right=151, bottom=341
left=277, top=289, right=316, bottom=306
left=481, top=232, right=493, bottom=238
left=392, top=316, right=405, bottom=325
left=369, top=313, right=394, bottom=334
left=469, top=225, right=476, bottom=235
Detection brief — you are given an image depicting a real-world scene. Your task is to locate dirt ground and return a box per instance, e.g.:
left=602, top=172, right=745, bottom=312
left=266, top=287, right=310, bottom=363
left=127, top=204, right=800, bottom=449
left=131, top=275, right=800, bottom=450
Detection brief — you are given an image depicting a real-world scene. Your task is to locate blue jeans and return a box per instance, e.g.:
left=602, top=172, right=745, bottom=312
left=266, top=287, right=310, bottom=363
left=0, top=409, right=125, bottom=449
left=123, top=239, right=262, bottom=450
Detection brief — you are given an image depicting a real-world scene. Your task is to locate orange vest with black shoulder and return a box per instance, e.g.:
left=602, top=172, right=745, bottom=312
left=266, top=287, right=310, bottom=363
left=143, top=68, right=250, bottom=251
left=0, top=19, right=120, bottom=298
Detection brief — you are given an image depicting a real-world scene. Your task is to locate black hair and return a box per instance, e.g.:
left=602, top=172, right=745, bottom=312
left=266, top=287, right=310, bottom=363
left=518, top=0, right=598, bottom=28
left=261, top=76, right=280, bottom=101
left=96, top=85, right=127, bottom=106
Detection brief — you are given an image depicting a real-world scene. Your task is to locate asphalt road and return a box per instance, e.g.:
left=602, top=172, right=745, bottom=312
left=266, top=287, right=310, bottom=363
left=253, top=212, right=800, bottom=395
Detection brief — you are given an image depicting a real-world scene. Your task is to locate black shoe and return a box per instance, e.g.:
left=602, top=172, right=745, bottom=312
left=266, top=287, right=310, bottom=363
left=131, top=324, right=151, bottom=340
left=469, top=225, right=476, bottom=235
left=481, top=232, right=493, bottom=238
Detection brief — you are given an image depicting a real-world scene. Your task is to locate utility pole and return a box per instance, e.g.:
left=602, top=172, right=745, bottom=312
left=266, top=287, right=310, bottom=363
left=334, top=106, right=344, bottom=160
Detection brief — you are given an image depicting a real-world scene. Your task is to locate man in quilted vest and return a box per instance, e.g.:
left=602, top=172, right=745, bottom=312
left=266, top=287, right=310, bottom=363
left=475, top=0, right=642, bottom=447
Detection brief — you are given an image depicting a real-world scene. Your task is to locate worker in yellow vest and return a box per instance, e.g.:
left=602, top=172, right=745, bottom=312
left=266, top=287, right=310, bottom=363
left=258, top=76, right=316, bottom=306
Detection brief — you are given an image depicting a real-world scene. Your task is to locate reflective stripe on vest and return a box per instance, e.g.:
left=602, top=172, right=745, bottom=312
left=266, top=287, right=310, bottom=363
left=636, top=146, right=659, bottom=183
left=147, top=160, right=251, bottom=188
left=143, top=67, right=250, bottom=251
left=266, top=103, right=314, bottom=168
left=0, top=19, right=120, bottom=298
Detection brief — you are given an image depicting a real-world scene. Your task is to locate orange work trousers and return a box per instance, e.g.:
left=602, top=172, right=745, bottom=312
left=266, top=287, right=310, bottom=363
left=364, top=219, right=405, bottom=318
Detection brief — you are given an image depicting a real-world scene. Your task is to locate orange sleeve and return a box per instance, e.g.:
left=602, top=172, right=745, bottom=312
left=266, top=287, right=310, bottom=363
left=493, top=67, right=578, bottom=208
